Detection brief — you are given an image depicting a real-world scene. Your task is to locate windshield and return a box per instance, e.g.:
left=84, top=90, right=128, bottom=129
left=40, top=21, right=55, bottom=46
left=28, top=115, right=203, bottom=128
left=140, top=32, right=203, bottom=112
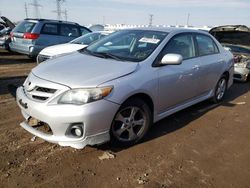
left=83, top=30, right=168, bottom=62
left=71, top=32, right=107, bottom=45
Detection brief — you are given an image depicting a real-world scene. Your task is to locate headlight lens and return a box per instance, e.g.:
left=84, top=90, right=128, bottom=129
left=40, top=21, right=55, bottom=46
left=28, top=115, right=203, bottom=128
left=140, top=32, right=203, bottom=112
left=58, top=86, right=113, bottom=105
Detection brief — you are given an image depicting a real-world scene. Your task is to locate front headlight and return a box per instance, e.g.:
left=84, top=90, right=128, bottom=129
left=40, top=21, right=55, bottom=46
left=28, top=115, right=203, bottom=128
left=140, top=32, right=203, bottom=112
left=234, top=62, right=247, bottom=68
left=58, top=86, right=113, bottom=105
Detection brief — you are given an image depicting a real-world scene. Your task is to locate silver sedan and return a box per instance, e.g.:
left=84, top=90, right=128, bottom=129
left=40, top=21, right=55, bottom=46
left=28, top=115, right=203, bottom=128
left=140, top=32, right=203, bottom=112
left=16, top=28, right=234, bottom=149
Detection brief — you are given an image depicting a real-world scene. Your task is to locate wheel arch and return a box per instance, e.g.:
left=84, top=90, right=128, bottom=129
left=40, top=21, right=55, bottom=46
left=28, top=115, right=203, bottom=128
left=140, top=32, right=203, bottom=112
left=122, top=93, right=154, bottom=117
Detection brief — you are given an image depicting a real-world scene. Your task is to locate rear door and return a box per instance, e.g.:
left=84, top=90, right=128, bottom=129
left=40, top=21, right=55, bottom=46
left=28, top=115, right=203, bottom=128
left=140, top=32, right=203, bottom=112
left=157, top=33, right=200, bottom=113
left=58, top=24, right=81, bottom=43
left=38, top=23, right=61, bottom=46
left=194, top=34, right=223, bottom=95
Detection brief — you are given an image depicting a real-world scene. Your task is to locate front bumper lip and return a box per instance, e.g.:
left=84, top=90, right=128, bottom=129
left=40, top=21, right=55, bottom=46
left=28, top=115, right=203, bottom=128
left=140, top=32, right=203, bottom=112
left=20, top=121, right=110, bottom=149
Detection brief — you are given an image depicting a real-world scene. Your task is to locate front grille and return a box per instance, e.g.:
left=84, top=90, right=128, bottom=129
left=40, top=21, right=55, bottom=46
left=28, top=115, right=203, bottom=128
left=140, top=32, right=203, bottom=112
left=37, top=54, right=51, bottom=64
left=234, top=74, right=242, bottom=79
left=36, top=87, right=56, bottom=94
left=32, top=95, right=48, bottom=101
left=24, top=84, right=58, bottom=102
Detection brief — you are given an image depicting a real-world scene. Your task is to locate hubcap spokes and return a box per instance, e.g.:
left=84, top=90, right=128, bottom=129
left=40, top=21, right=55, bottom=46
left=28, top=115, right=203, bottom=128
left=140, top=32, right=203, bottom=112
left=113, top=107, right=146, bottom=141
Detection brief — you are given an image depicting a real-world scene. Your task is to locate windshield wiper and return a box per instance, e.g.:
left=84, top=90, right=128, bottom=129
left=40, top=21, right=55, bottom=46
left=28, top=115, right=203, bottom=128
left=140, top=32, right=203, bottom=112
left=96, top=52, right=125, bottom=61
left=82, top=49, right=124, bottom=61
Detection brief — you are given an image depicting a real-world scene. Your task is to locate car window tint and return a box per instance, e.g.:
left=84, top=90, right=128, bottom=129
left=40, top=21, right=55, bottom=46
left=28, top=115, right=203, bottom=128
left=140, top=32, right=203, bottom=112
left=41, top=23, right=58, bottom=35
left=196, top=35, right=219, bottom=56
left=14, top=21, right=36, bottom=33
left=163, top=34, right=196, bottom=60
left=80, top=27, right=90, bottom=35
left=60, top=24, right=79, bottom=37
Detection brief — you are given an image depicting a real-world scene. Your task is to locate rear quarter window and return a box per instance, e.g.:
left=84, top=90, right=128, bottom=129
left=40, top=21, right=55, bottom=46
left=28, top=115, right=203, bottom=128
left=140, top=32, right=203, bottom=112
left=196, top=35, right=219, bottom=56
left=80, top=27, right=91, bottom=35
left=41, top=23, right=59, bottom=35
left=13, top=21, right=36, bottom=33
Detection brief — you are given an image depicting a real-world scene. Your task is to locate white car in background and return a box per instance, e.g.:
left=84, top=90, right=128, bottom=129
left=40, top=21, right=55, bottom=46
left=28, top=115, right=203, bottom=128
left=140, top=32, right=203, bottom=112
left=36, top=31, right=111, bottom=64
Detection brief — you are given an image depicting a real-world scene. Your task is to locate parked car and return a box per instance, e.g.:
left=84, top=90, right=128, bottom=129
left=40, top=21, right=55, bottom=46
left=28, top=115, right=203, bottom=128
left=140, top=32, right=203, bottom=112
left=9, top=18, right=91, bottom=59
left=16, top=28, right=234, bottom=149
left=0, top=16, right=15, bottom=51
left=37, top=31, right=111, bottom=64
left=210, top=25, right=250, bottom=82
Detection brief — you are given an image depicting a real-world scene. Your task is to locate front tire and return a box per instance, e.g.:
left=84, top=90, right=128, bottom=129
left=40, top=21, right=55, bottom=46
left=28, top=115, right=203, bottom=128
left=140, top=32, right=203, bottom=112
left=110, top=98, right=152, bottom=147
left=212, top=76, right=227, bottom=103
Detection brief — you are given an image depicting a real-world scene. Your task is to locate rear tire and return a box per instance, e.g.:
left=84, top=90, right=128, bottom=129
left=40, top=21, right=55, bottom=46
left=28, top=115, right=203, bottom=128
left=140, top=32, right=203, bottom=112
left=110, top=98, right=152, bottom=147
left=211, top=76, right=227, bottom=103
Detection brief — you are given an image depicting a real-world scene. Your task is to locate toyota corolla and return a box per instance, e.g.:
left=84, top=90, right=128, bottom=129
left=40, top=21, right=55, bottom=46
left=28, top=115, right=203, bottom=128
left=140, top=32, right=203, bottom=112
left=16, top=28, right=234, bottom=149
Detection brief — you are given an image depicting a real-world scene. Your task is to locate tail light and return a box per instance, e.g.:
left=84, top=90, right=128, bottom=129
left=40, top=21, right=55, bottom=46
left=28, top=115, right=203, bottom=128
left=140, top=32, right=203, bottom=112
left=23, top=33, right=40, bottom=40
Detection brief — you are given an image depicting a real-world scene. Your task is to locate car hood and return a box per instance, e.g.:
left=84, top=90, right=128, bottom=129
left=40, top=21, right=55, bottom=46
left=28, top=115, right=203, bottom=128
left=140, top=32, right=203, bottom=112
left=209, top=25, right=250, bottom=47
left=0, top=16, right=15, bottom=29
left=32, top=52, right=138, bottom=88
left=39, top=43, right=87, bottom=56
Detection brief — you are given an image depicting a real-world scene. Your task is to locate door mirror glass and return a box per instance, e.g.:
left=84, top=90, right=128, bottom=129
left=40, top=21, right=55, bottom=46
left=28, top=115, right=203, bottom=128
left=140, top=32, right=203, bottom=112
left=160, top=53, right=183, bottom=65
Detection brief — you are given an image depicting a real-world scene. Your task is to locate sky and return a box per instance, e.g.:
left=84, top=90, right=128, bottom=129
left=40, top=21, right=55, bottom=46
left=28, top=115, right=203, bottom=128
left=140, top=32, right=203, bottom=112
left=0, top=0, right=250, bottom=27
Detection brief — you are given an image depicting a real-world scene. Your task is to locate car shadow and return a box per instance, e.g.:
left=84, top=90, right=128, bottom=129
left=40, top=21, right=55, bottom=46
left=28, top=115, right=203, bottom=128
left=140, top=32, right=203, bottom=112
left=0, top=57, right=34, bottom=65
left=0, top=76, right=26, bottom=96
left=96, top=82, right=250, bottom=152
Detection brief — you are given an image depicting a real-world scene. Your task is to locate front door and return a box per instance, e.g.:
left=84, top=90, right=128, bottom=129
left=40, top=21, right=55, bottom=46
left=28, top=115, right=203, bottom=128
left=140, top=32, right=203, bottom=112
left=157, top=33, right=200, bottom=113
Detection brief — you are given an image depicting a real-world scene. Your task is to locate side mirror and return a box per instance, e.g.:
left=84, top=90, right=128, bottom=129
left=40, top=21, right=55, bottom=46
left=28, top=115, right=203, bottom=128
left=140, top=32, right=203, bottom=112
left=224, top=47, right=231, bottom=51
left=160, top=53, right=183, bottom=65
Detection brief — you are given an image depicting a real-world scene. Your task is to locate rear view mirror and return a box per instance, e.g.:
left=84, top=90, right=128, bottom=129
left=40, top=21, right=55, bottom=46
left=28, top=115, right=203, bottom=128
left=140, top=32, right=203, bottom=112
left=161, top=54, right=183, bottom=65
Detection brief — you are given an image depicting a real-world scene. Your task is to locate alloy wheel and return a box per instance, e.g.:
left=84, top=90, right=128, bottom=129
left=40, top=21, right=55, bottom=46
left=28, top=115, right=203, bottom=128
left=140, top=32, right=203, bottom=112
left=112, top=106, right=147, bottom=142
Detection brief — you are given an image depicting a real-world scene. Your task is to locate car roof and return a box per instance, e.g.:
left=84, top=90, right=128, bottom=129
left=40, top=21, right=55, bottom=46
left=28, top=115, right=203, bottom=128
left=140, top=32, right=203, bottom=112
left=24, top=18, right=79, bottom=25
left=125, top=27, right=209, bottom=35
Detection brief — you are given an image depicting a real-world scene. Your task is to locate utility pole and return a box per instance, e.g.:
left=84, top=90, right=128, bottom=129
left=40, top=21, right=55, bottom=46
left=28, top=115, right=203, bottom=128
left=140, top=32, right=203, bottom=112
left=52, top=0, right=66, bottom=20
left=149, top=14, right=153, bottom=27
left=24, top=3, right=28, bottom=18
left=64, top=9, right=67, bottom=21
left=29, top=0, right=42, bottom=18
left=186, top=13, right=190, bottom=26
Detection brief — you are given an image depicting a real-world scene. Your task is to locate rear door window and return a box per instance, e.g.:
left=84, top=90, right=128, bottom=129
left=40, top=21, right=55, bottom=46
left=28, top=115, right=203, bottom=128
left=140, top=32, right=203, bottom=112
left=195, top=35, right=219, bottom=56
left=60, top=24, right=79, bottom=37
left=13, top=21, right=36, bottom=33
left=41, top=23, right=58, bottom=35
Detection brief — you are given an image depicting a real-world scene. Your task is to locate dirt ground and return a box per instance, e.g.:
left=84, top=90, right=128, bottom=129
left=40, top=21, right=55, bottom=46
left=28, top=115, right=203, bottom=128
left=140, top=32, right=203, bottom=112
left=0, top=49, right=250, bottom=188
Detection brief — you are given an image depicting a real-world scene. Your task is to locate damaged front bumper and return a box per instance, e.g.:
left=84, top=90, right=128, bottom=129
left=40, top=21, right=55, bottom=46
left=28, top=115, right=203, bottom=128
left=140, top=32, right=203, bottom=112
left=234, top=67, right=250, bottom=82
left=16, top=86, right=120, bottom=149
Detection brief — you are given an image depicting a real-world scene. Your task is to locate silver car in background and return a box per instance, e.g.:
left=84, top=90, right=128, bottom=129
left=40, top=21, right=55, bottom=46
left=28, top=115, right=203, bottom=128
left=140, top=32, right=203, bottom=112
left=16, top=28, right=234, bottom=149
left=210, top=25, right=250, bottom=82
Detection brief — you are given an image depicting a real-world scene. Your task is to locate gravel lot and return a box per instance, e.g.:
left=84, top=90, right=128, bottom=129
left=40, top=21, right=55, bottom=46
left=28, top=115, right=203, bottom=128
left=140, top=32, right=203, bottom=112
left=0, top=49, right=250, bottom=188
